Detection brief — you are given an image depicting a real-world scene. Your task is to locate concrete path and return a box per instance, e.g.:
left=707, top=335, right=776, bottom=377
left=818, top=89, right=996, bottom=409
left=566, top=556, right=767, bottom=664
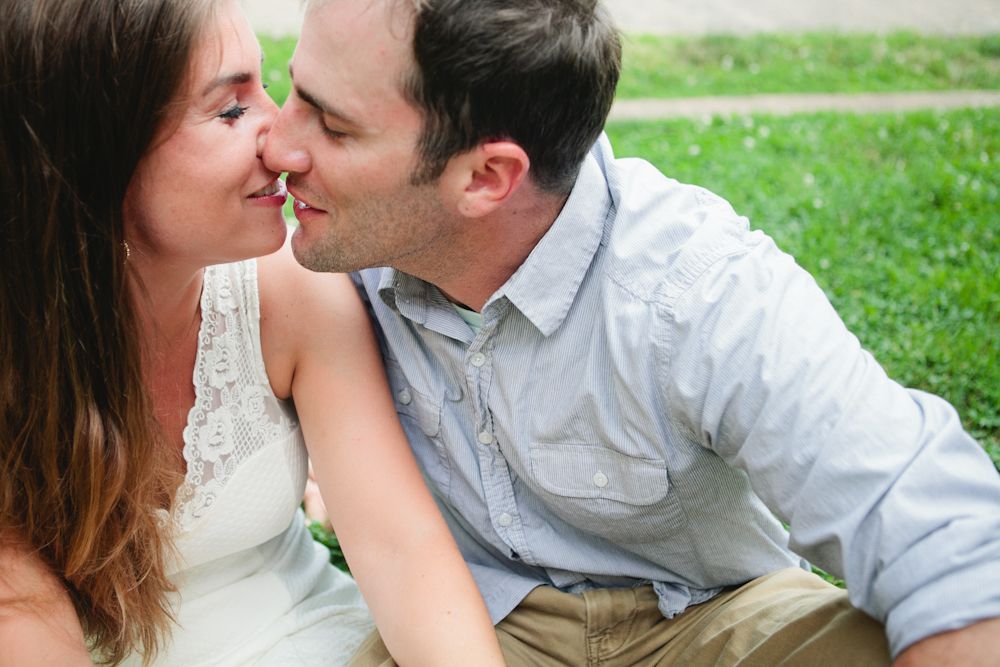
left=243, top=0, right=1000, bottom=37
left=603, top=0, right=1000, bottom=36
left=609, top=90, right=1000, bottom=121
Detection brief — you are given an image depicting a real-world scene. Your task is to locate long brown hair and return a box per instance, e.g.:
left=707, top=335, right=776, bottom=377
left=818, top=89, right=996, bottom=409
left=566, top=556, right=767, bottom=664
left=0, top=0, right=214, bottom=662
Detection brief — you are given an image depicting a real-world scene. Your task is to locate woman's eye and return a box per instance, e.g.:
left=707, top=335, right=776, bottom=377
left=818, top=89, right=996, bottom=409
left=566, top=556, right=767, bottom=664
left=219, top=105, right=250, bottom=121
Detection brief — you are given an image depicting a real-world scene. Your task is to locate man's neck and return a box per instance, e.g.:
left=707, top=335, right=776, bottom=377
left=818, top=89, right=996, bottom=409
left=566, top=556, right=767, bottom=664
left=410, top=191, right=569, bottom=312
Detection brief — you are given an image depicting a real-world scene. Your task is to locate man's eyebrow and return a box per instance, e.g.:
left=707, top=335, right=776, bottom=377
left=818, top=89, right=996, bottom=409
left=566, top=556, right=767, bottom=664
left=288, top=62, right=360, bottom=128
left=202, top=72, right=253, bottom=96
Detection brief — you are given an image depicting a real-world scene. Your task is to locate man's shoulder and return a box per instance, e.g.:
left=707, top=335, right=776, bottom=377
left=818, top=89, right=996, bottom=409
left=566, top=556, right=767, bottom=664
left=600, top=157, right=763, bottom=306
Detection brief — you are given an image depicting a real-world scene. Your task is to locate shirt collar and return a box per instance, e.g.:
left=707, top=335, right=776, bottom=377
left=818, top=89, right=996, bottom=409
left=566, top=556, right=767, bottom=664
left=376, top=268, right=427, bottom=323
left=499, top=141, right=613, bottom=336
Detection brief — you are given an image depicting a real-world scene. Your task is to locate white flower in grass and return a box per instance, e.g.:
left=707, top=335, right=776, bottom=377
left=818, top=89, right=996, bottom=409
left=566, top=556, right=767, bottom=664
left=687, top=144, right=702, bottom=156
left=743, top=136, right=756, bottom=150
left=721, top=55, right=734, bottom=71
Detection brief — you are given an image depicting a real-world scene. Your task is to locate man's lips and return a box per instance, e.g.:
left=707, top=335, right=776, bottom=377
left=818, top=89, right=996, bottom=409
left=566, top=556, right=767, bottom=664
left=287, top=184, right=326, bottom=213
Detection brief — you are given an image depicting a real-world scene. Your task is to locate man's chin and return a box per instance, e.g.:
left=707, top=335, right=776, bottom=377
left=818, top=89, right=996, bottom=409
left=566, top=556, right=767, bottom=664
left=290, top=227, right=359, bottom=274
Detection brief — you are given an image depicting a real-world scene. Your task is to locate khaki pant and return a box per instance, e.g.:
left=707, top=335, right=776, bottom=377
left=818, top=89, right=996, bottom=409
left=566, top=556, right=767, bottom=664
left=349, top=568, right=890, bottom=666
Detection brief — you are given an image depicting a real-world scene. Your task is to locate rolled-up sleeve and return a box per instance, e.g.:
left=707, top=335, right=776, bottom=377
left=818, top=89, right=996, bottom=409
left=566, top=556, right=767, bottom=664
left=660, top=231, right=1000, bottom=657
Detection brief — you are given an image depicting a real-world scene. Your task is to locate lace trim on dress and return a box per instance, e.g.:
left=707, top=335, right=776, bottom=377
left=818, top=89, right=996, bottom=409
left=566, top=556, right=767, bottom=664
left=173, top=261, right=299, bottom=529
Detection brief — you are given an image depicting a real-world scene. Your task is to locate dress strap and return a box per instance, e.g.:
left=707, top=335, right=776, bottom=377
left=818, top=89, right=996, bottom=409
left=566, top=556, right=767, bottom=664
left=173, top=261, right=299, bottom=529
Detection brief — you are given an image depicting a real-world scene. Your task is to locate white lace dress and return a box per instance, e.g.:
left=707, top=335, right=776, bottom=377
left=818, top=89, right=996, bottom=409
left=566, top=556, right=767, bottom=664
left=118, top=259, right=373, bottom=667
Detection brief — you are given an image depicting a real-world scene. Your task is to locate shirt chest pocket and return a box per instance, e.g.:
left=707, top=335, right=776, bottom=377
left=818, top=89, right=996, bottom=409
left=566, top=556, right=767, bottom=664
left=384, top=359, right=452, bottom=496
left=529, top=443, right=686, bottom=544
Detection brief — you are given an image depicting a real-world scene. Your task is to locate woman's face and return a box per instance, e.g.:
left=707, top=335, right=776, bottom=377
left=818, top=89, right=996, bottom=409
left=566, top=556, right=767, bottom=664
left=124, top=0, right=286, bottom=268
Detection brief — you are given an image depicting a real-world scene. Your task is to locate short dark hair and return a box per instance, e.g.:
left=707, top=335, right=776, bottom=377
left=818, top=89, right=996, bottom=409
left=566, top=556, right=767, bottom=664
left=403, top=0, right=621, bottom=194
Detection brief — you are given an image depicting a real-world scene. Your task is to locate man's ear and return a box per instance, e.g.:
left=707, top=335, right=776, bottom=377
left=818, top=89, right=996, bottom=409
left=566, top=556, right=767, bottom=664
left=440, top=141, right=530, bottom=218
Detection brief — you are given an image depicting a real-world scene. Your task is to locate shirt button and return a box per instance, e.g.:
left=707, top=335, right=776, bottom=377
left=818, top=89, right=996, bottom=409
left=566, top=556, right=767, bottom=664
left=498, top=513, right=513, bottom=527
left=593, top=471, right=609, bottom=488
left=477, top=431, right=494, bottom=445
left=397, top=388, right=412, bottom=405
left=470, top=352, right=486, bottom=367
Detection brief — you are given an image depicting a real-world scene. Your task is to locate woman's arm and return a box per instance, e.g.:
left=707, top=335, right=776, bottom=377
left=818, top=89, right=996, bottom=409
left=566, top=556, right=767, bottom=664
left=259, top=246, right=505, bottom=667
left=0, top=538, right=91, bottom=666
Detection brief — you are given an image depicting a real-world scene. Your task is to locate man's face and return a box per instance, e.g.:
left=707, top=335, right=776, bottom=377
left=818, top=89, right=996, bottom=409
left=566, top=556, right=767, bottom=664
left=263, top=0, right=453, bottom=273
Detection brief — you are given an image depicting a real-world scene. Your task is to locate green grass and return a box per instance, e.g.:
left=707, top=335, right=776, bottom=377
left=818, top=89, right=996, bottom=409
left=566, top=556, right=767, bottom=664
left=607, top=108, right=1000, bottom=467
left=619, top=32, right=1000, bottom=98
left=308, top=520, right=350, bottom=571
left=260, top=35, right=296, bottom=107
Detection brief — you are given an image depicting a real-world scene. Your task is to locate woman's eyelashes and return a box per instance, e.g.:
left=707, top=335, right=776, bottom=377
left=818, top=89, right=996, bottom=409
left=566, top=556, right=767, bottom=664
left=218, top=104, right=250, bottom=121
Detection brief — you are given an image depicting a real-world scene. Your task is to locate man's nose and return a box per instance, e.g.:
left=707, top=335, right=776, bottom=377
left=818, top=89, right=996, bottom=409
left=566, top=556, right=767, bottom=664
left=262, top=103, right=312, bottom=175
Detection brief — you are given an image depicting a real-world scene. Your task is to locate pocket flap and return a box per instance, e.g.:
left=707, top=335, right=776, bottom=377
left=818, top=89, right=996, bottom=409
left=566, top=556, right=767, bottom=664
left=530, top=443, right=669, bottom=505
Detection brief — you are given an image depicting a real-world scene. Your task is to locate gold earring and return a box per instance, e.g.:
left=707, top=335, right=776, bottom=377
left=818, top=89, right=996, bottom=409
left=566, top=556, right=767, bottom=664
left=123, top=240, right=131, bottom=261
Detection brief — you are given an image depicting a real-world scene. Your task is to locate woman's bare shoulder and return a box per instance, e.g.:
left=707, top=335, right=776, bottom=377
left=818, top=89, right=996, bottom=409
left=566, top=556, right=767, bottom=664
left=256, top=230, right=370, bottom=398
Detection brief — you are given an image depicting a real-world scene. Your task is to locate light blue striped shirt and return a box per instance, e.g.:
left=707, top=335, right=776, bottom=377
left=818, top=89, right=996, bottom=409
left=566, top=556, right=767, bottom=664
left=353, top=135, right=1000, bottom=657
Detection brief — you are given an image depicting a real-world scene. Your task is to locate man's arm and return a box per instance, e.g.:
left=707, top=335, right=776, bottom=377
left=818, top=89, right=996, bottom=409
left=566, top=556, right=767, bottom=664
left=894, top=618, right=1000, bottom=667
left=657, top=222, right=1000, bottom=660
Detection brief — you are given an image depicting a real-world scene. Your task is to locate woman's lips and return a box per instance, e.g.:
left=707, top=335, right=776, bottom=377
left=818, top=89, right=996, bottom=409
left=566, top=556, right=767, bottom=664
left=247, top=178, right=287, bottom=206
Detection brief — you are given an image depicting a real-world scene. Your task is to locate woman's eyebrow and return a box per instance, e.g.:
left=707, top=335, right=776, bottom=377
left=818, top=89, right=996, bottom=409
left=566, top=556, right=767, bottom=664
left=201, top=71, right=253, bottom=96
